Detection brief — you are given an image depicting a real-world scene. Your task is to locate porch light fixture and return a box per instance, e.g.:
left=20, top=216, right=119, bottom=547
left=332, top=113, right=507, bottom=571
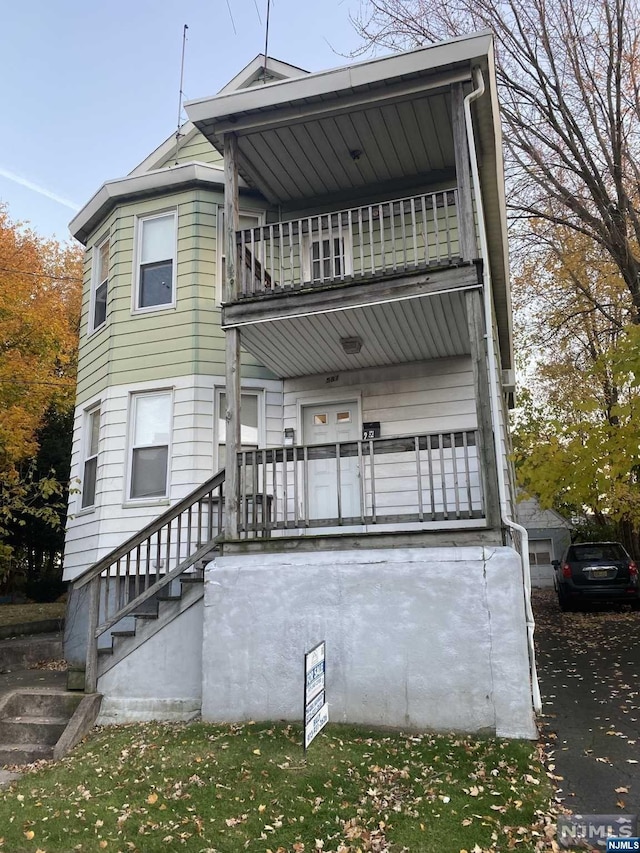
left=349, top=149, right=362, bottom=161
left=340, top=336, right=363, bottom=355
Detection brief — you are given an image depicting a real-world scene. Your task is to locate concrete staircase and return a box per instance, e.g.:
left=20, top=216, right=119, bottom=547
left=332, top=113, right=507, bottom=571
left=0, top=690, right=82, bottom=765
left=0, top=632, right=103, bottom=768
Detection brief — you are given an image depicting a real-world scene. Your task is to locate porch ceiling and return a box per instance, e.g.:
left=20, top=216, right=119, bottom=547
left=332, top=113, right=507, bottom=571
left=236, top=288, right=473, bottom=379
left=198, top=91, right=457, bottom=206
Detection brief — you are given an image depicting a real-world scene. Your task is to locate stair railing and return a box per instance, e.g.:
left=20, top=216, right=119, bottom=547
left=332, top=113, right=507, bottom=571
left=71, top=469, right=225, bottom=692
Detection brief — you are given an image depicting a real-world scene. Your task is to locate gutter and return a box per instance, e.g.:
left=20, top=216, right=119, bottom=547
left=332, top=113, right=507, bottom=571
left=463, top=67, right=542, bottom=713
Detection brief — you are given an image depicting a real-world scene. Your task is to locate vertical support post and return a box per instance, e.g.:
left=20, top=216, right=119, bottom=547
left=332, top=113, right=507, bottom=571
left=466, top=288, right=501, bottom=530
left=224, top=132, right=241, bottom=540
left=85, top=575, right=100, bottom=694
left=452, top=82, right=476, bottom=261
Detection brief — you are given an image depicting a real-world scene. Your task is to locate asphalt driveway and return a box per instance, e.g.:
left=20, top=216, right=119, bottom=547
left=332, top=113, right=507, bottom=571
left=533, top=589, right=640, bottom=816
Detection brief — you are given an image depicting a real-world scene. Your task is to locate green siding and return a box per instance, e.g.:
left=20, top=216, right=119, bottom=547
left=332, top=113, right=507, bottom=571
left=76, top=187, right=275, bottom=406
left=157, top=130, right=224, bottom=169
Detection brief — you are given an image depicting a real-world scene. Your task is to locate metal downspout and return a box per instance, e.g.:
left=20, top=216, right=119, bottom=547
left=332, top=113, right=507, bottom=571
left=463, top=66, right=542, bottom=712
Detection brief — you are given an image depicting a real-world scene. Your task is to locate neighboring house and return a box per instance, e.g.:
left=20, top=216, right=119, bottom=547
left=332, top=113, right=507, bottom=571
left=63, top=34, right=538, bottom=739
left=517, top=496, right=573, bottom=588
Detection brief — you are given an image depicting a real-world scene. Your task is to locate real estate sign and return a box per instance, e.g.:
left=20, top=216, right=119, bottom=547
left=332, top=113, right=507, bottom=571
left=304, top=641, right=328, bottom=751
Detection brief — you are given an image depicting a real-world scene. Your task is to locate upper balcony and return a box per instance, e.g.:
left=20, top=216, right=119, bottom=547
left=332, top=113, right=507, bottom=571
left=186, top=31, right=513, bottom=376
left=235, top=189, right=463, bottom=298
left=222, top=188, right=481, bottom=377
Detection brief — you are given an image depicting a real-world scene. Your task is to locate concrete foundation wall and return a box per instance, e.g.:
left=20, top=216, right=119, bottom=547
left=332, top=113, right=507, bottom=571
left=201, top=546, right=537, bottom=739
left=96, top=600, right=203, bottom=723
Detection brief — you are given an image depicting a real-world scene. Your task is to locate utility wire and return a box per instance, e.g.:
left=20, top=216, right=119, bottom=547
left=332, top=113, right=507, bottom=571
left=0, top=266, right=82, bottom=282
left=0, top=378, right=75, bottom=388
left=225, top=0, right=237, bottom=34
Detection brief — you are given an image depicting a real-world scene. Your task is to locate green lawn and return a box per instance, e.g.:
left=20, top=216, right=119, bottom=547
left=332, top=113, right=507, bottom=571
left=0, top=721, right=555, bottom=853
left=0, top=602, right=65, bottom=627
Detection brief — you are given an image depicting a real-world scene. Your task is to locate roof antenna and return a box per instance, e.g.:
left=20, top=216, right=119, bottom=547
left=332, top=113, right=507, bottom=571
left=263, top=0, right=271, bottom=82
left=174, top=24, right=189, bottom=166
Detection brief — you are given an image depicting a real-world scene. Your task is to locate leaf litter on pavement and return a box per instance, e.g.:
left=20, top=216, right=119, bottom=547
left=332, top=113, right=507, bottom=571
left=533, top=588, right=640, bottom=816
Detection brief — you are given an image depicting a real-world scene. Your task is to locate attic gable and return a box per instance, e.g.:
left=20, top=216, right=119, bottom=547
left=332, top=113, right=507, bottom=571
left=218, top=54, right=308, bottom=94
left=129, top=55, right=308, bottom=176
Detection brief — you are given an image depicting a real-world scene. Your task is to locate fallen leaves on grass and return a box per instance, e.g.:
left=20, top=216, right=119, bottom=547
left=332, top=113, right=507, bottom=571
left=0, top=720, right=554, bottom=853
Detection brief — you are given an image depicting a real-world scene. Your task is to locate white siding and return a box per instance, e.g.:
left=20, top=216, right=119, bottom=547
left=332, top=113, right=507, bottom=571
left=283, top=357, right=476, bottom=436
left=63, top=372, right=283, bottom=582
left=275, top=357, right=480, bottom=528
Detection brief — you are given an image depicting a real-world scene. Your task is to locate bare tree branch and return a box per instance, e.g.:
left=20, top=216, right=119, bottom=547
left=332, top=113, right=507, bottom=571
left=352, top=0, right=640, bottom=319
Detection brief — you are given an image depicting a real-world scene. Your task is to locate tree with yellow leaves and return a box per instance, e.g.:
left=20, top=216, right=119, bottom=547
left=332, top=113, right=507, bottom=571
left=0, top=203, right=82, bottom=591
left=511, top=226, right=640, bottom=553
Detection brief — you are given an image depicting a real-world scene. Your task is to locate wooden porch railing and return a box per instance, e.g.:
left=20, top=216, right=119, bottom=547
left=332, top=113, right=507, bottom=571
left=236, top=431, right=485, bottom=536
left=71, top=469, right=225, bottom=692
left=236, top=190, right=461, bottom=297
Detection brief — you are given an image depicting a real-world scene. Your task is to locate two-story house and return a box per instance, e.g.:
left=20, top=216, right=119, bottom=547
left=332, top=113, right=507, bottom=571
left=63, top=32, right=539, bottom=738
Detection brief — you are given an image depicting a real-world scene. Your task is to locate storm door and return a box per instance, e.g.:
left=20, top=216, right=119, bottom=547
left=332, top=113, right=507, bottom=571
left=302, top=402, right=361, bottom=522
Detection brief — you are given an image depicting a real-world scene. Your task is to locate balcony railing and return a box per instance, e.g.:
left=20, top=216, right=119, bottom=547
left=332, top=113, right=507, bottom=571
left=236, top=430, right=484, bottom=537
left=237, top=190, right=461, bottom=297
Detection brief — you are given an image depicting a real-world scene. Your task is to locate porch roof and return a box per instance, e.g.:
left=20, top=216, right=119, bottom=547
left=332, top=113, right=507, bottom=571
left=185, top=32, right=513, bottom=371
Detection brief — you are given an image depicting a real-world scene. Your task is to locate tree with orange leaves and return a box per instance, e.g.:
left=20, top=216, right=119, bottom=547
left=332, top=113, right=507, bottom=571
left=0, top=203, right=82, bottom=589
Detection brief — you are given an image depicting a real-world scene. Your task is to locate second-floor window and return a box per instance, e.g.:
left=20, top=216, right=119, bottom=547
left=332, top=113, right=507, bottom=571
left=135, top=212, right=176, bottom=310
left=81, top=405, right=101, bottom=509
left=129, top=391, right=172, bottom=499
left=302, top=232, right=353, bottom=283
left=90, top=237, right=109, bottom=332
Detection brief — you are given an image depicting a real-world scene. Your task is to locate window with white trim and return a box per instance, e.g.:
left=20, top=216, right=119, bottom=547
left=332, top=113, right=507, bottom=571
left=135, top=212, right=176, bottom=310
left=81, top=406, right=101, bottom=509
left=302, top=232, right=353, bottom=283
left=216, top=390, right=262, bottom=468
left=129, top=392, right=172, bottom=499
left=90, top=238, right=109, bottom=332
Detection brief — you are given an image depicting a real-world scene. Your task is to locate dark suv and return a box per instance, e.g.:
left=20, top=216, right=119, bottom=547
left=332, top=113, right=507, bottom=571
left=553, top=542, right=639, bottom=611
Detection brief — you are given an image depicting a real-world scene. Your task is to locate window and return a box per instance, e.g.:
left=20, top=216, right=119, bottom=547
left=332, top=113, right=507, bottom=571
left=129, top=392, right=172, bottom=499
left=216, top=390, right=261, bottom=467
left=90, top=238, right=109, bottom=332
left=135, top=212, right=176, bottom=310
left=81, top=406, right=101, bottom=509
left=528, top=539, right=553, bottom=566
left=302, top=233, right=352, bottom=283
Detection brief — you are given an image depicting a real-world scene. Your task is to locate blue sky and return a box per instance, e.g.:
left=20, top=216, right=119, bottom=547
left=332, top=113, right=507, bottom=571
left=0, top=0, right=364, bottom=243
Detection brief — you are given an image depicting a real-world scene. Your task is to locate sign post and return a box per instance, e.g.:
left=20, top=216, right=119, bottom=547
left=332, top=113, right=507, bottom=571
left=303, top=641, right=328, bottom=754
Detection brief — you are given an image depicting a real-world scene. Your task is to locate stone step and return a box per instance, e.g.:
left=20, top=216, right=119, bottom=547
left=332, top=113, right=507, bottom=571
left=1, top=691, right=82, bottom=719
left=0, top=743, right=53, bottom=765
left=0, top=634, right=63, bottom=672
left=0, top=716, right=68, bottom=745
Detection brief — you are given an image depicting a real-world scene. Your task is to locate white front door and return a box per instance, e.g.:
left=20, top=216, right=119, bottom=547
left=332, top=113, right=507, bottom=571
left=302, top=402, right=361, bottom=521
